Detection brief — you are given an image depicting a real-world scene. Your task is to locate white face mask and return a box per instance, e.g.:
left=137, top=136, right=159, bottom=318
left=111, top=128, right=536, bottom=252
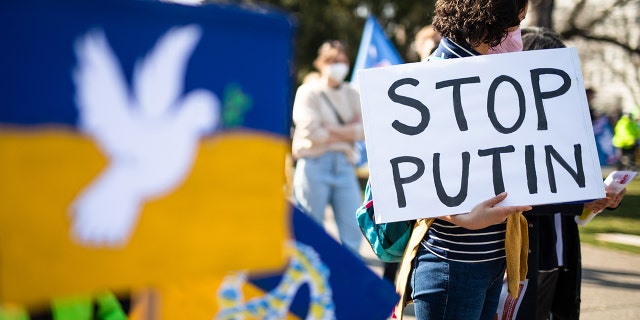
left=325, top=62, right=349, bottom=83
left=487, top=27, right=523, bottom=54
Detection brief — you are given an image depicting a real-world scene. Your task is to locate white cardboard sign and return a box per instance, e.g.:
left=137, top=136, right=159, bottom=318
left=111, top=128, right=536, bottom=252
left=358, top=48, right=604, bottom=223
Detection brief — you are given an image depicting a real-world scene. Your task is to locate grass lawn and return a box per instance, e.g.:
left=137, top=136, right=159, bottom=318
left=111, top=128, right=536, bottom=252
left=578, top=172, right=640, bottom=254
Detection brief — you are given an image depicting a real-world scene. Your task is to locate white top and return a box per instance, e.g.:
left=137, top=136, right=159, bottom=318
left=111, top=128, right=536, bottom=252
left=291, top=81, right=364, bottom=163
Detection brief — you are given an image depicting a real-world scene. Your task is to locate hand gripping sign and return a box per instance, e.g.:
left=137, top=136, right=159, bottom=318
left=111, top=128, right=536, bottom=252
left=358, top=48, right=604, bottom=223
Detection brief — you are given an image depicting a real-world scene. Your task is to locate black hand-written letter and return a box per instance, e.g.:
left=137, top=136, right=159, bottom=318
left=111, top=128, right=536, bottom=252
left=388, top=78, right=430, bottom=135
left=545, top=144, right=585, bottom=193
left=390, top=156, right=425, bottom=208
left=478, top=146, right=515, bottom=194
left=435, top=77, right=481, bottom=131
left=487, top=75, right=526, bottom=134
left=525, top=145, right=538, bottom=194
left=530, top=68, right=571, bottom=130
left=433, top=152, right=470, bottom=207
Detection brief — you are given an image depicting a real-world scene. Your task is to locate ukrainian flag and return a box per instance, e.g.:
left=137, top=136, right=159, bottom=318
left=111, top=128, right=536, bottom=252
left=0, top=0, right=295, bottom=308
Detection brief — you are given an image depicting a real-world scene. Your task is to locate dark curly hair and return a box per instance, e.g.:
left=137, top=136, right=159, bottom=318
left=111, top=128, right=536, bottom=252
left=433, top=0, right=528, bottom=48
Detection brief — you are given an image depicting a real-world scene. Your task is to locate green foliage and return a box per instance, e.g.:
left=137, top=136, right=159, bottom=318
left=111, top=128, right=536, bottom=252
left=579, top=177, right=640, bottom=255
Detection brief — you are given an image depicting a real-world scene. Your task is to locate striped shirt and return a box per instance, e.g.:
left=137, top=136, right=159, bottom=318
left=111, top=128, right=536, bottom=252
left=420, top=37, right=507, bottom=262
left=422, top=220, right=506, bottom=262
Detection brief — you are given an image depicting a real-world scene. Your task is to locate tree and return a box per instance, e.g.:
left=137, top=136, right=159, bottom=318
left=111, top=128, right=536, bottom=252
left=206, top=0, right=638, bottom=111
left=206, top=0, right=435, bottom=84
left=530, top=0, right=640, bottom=112
left=528, top=0, right=555, bottom=28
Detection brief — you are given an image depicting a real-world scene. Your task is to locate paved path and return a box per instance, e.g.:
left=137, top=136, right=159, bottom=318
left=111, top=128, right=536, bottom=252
left=580, top=244, right=640, bottom=319
left=322, top=208, right=640, bottom=320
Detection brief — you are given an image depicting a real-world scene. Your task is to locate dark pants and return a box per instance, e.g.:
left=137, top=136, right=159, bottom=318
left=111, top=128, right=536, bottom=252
left=536, top=269, right=560, bottom=320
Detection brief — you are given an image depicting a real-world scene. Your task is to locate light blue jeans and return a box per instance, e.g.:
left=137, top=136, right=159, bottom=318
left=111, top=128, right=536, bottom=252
left=410, top=245, right=506, bottom=320
left=293, top=151, right=363, bottom=253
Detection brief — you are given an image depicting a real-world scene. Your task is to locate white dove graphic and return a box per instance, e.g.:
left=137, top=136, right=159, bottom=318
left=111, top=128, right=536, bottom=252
left=71, top=25, right=219, bottom=247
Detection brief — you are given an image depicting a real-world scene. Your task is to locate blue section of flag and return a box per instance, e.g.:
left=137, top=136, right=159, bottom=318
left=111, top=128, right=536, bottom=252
left=0, top=0, right=295, bottom=137
left=350, top=15, right=404, bottom=167
left=592, top=116, right=617, bottom=166
left=250, top=205, right=399, bottom=320
left=351, top=15, right=404, bottom=83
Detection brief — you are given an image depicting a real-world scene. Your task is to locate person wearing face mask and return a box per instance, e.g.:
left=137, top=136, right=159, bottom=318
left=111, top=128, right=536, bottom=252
left=497, top=26, right=626, bottom=320
left=290, top=40, right=365, bottom=254
left=414, top=25, right=442, bottom=61
left=487, top=26, right=523, bottom=55
left=480, top=25, right=628, bottom=320
left=368, top=0, right=534, bottom=319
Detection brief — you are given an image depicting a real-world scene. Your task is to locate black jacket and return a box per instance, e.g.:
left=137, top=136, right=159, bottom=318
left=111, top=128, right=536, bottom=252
left=517, top=204, right=583, bottom=320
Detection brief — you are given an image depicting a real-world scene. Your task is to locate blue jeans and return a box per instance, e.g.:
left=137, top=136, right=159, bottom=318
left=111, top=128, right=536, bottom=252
left=293, top=151, right=362, bottom=253
left=410, top=245, right=506, bottom=320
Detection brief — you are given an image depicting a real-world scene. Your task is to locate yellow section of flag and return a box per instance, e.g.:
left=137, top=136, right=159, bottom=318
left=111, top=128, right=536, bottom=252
left=0, top=128, right=289, bottom=307
left=155, top=276, right=300, bottom=320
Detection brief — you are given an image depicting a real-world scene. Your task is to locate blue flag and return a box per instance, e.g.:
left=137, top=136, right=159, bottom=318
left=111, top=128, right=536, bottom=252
left=351, top=15, right=404, bottom=167
left=246, top=205, right=399, bottom=320
left=593, top=115, right=617, bottom=166
left=351, top=15, right=404, bottom=83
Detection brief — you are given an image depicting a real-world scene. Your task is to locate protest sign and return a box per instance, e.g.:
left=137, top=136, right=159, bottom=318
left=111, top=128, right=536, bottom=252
left=358, top=48, right=604, bottom=223
left=0, top=0, right=294, bottom=307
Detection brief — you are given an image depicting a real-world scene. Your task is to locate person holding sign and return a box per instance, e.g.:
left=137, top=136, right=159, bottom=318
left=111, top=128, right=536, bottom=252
left=498, top=26, right=628, bottom=320
left=382, top=24, right=445, bottom=286
left=291, top=40, right=365, bottom=254
left=376, top=0, right=534, bottom=319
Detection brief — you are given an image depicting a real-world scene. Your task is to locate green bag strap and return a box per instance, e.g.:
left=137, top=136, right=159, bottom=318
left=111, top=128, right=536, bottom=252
left=51, top=292, right=127, bottom=320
